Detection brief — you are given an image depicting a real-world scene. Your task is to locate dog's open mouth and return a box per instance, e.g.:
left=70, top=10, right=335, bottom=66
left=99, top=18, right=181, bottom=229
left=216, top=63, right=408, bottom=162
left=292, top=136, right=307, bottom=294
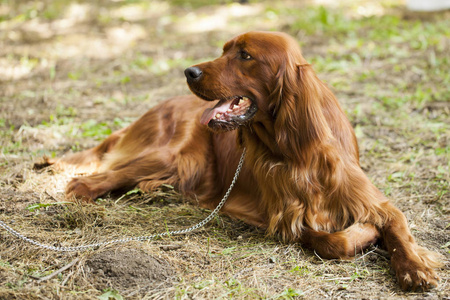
left=200, top=96, right=257, bottom=130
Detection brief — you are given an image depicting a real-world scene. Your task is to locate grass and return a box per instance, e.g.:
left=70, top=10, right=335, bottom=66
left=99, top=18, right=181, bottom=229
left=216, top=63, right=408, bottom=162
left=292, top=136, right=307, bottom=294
left=0, top=0, right=449, bottom=299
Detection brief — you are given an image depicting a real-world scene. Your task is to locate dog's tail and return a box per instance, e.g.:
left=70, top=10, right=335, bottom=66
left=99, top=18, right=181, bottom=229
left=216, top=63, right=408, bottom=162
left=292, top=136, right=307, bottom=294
left=35, top=127, right=129, bottom=173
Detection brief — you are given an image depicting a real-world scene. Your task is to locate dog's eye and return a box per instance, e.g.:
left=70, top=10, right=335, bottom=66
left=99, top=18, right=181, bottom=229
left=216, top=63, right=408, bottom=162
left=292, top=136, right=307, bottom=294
left=239, top=51, right=252, bottom=60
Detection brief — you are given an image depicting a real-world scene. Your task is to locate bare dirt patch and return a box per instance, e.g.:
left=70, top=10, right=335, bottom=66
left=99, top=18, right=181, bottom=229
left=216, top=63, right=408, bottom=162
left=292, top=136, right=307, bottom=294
left=85, top=248, right=175, bottom=293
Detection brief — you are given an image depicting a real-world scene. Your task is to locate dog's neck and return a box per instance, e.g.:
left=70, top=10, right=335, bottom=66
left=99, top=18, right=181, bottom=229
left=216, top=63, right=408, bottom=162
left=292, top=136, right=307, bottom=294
left=240, top=120, right=282, bottom=157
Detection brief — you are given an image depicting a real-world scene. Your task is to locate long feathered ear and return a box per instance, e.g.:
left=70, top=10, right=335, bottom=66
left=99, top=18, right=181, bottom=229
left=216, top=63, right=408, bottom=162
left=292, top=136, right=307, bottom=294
left=273, top=61, right=333, bottom=162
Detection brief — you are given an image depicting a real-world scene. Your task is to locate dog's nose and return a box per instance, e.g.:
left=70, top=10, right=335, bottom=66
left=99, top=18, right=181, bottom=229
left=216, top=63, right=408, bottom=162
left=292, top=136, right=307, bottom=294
left=184, top=67, right=203, bottom=81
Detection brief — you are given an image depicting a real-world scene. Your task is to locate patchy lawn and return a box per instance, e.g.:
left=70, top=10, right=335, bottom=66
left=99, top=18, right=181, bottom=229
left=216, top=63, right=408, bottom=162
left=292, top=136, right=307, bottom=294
left=0, top=0, right=448, bottom=299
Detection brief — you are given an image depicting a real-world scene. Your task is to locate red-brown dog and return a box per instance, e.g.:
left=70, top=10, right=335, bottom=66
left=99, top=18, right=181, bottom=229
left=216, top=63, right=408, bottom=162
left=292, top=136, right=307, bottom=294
left=46, top=31, right=441, bottom=291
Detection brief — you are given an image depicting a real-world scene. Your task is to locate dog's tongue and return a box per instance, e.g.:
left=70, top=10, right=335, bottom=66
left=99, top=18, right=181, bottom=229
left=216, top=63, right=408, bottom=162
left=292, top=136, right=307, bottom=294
left=200, top=99, right=232, bottom=125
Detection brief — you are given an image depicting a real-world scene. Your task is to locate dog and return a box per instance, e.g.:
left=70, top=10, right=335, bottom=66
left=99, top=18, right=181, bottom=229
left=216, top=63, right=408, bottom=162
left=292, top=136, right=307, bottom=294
left=44, top=31, right=441, bottom=291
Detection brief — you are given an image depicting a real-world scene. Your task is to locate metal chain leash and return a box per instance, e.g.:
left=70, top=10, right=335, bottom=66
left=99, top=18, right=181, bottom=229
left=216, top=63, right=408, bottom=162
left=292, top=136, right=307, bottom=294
left=0, top=148, right=246, bottom=252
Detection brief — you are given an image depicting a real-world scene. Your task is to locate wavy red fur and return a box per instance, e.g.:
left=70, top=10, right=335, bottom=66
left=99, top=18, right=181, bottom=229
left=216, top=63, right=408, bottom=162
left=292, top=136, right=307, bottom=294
left=44, top=31, right=441, bottom=291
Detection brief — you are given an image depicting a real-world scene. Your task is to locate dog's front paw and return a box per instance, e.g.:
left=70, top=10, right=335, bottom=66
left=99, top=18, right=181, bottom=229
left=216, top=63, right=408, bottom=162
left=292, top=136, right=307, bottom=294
left=392, top=251, right=440, bottom=291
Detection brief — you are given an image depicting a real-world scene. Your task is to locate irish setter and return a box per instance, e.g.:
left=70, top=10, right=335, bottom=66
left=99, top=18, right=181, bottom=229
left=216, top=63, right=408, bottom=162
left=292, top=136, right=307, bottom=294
left=45, top=31, right=440, bottom=291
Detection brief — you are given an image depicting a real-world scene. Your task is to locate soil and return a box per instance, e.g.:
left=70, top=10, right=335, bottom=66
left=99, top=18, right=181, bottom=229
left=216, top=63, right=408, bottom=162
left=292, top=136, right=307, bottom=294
left=85, top=248, right=175, bottom=293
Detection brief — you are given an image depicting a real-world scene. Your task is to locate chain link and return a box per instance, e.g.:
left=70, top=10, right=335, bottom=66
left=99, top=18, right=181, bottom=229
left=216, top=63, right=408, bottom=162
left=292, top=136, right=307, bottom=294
left=0, top=148, right=246, bottom=252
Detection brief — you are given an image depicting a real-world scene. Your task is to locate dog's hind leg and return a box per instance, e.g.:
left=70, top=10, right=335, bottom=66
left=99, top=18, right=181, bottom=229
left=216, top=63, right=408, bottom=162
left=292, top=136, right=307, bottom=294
left=65, top=150, right=176, bottom=202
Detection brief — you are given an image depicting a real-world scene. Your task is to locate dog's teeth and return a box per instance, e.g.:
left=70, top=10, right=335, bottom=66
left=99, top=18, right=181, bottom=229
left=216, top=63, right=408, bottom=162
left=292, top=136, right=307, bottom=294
left=215, top=113, right=221, bottom=119
left=242, top=97, right=248, bottom=101
left=227, top=108, right=233, bottom=112
left=238, top=99, right=244, bottom=105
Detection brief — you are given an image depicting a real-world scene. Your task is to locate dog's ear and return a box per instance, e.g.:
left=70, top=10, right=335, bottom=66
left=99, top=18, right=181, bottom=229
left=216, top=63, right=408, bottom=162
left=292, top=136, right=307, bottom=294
left=273, top=61, right=332, bottom=161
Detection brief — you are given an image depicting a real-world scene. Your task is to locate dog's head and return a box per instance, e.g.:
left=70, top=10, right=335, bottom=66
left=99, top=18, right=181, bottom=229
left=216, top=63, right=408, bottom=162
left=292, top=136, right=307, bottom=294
left=185, top=31, right=339, bottom=163
left=185, top=31, right=310, bottom=132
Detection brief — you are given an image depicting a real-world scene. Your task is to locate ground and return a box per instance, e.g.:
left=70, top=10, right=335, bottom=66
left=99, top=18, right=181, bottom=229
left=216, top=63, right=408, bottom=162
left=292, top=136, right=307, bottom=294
left=0, top=0, right=449, bottom=299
